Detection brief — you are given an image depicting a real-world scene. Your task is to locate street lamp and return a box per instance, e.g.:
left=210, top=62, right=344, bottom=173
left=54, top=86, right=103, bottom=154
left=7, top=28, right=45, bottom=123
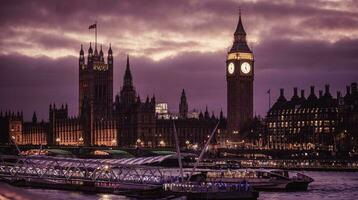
left=185, top=140, right=190, bottom=149
left=136, top=138, right=142, bottom=147
left=192, top=144, right=198, bottom=150
left=159, top=140, right=165, bottom=147
left=104, top=165, right=110, bottom=172
left=56, top=137, right=61, bottom=145
left=111, top=139, right=116, bottom=146
left=78, top=137, right=83, bottom=143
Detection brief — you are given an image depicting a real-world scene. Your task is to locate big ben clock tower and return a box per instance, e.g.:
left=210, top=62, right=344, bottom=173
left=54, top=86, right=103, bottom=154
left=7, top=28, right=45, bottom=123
left=226, top=12, right=254, bottom=140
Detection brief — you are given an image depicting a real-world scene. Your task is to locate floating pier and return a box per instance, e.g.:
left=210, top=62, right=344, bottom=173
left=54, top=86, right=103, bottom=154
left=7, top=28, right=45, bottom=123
left=0, top=155, right=168, bottom=193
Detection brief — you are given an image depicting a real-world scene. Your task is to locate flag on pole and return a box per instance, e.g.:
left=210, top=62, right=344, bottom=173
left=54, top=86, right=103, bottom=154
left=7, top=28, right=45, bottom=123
left=88, top=23, right=96, bottom=29
left=267, top=89, right=271, bottom=94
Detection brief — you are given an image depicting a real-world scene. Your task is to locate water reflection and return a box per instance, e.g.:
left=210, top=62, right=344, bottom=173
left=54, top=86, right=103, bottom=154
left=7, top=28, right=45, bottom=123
left=259, top=171, right=358, bottom=200
left=15, top=171, right=358, bottom=200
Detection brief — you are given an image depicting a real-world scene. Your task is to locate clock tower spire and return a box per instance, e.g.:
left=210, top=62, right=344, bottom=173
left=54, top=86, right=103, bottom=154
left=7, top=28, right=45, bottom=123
left=226, top=10, right=254, bottom=140
left=230, top=10, right=251, bottom=53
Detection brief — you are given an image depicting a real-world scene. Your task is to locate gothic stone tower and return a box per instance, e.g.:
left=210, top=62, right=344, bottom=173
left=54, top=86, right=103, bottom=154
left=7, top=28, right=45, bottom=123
left=179, top=89, right=188, bottom=119
left=226, top=13, right=254, bottom=139
left=114, top=56, right=156, bottom=147
left=79, top=44, right=113, bottom=121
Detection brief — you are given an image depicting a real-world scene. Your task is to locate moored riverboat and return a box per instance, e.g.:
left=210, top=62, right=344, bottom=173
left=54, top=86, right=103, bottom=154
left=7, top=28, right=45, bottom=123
left=163, top=181, right=259, bottom=200
left=205, top=169, right=314, bottom=191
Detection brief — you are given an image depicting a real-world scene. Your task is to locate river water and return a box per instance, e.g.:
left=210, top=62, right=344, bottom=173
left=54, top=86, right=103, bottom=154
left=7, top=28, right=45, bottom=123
left=21, top=171, right=358, bottom=200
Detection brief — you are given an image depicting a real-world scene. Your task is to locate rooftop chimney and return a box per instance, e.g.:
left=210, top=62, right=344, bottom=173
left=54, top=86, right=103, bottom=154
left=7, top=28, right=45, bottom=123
left=280, top=88, right=284, bottom=96
left=301, top=90, right=305, bottom=98
left=346, top=86, right=351, bottom=95
left=319, top=90, right=323, bottom=98
left=351, top=82, right=357, bottom=94
left=325, top=84, right=330, bottom=94
left=310, top=86, right=315, bottom=95
left=337, top=91, right=341, bottom=99
left=293, top=87, right=298, bottom=96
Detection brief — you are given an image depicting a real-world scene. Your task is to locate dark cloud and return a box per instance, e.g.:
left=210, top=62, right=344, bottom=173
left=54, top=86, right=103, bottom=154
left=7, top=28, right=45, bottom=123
left=0, top=54, right=78, bottom=120
left=30, top=33, right=80, bottom=50
left=255, top=38, right=358, bottom=70
left=301, top=16, right=358, bottom=30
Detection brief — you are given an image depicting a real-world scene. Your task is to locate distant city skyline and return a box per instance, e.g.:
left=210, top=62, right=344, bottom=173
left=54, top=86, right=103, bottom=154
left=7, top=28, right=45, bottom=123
left=0, top=0, right=357, bottom=120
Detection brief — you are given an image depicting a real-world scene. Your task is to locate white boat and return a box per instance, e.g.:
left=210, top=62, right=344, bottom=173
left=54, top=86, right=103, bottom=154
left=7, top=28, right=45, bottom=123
left=204, top=169, right=314, bottom=191
left=163, top=181, right=259, bottom=200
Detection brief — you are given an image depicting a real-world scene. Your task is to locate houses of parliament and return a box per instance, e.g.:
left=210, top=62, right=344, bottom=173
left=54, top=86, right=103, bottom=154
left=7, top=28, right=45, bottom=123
left=0, top=12, right=257, bottom=148
left=0, top=43, right=225, bottom=148
left=1, top=12, right=356, bottom=152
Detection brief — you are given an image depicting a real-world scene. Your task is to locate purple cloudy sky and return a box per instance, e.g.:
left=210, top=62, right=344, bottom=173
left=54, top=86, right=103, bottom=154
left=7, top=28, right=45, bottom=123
left=0, top=0, right=358, bottom=121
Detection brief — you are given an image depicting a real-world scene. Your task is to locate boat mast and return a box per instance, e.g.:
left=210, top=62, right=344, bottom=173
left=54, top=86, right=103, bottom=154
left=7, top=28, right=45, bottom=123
left=173, top=121, right=184, bottom=181
left=188, top=121, right=220, bottom=181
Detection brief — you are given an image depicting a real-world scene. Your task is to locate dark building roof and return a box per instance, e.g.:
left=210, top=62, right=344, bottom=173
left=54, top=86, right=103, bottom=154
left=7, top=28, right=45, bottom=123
left=268, top=84, right=344, bottom=115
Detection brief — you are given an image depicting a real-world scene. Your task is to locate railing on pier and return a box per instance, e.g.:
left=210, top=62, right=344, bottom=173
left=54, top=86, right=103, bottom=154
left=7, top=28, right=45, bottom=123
left=0, top=155, right=167, bottom=185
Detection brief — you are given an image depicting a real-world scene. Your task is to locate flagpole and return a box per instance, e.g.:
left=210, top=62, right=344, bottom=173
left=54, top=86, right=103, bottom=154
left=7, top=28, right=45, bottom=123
left=268, top=89, right=271, bottom=110
left=95, top=21, right=97, bottom=50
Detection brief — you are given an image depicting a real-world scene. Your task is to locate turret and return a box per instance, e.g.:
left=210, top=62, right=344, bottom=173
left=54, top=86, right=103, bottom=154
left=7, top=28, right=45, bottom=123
left=211, top=112, right=216, bottom=120
left=179, top=89, right=188, bottom=119
left=220, top=109, right=224, bottom=120
left=204, top=106, right=210, bottom=119
left=137, top=95, right=141, bottom=104
left=88, top=43, right=93, bottom=54
left=107, top=44, right=113, bottom=65
left=94, top=44, right=98, bottom=56
left=199, top=111, right=204, bottom=120
left=119, top=54, right=137, bottom=106
left=99, top=45, right=104, bottom=62
left=146, top=95, right=150, bottom=104
left=108, top=43, right=113, bottom=55
left=79, top=44, right=85, bottom=65
left=80, top=44, right=84, bottom=55
left=88, top=43, right=93, bottom=62
left=151, top=94, right=156, bottom=105
left=32, top=111, right=37, bottom=124
left=124, top=55, right=133, bottom=88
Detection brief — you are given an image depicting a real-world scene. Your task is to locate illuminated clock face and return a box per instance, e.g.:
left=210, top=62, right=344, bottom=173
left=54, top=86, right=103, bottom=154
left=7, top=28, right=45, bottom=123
left=228, top=62, right=235, bottom=74
left=240, top=62, right=251, bottom=74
